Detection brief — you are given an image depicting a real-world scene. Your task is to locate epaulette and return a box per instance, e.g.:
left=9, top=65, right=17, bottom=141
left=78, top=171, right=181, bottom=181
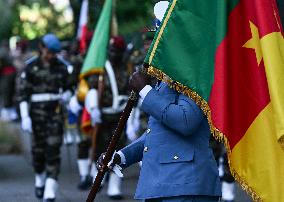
left=24, top=55, right=39, bottom=66
left=57, top=55, right=70, bottom=66
left=57, top=55, right=74, bottom=73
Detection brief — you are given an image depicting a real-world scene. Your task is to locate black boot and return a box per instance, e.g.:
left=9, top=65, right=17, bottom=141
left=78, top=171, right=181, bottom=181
left=43, top=198, right=55, bottom=202
left=108, top=195, right=123, bottom=200
left=35, top=186, right=44, bottom=199
left=77, top=175, right=93, bottom=190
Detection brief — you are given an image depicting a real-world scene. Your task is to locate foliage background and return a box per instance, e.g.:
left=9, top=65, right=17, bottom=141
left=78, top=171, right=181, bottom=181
left=0, top=0, right=160, bottom=41
left=0, top=0, right=282, bottom=42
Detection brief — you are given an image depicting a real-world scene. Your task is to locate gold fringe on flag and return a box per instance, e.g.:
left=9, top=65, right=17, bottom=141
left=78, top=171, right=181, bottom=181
left=79, top=68, right=105, bottom=80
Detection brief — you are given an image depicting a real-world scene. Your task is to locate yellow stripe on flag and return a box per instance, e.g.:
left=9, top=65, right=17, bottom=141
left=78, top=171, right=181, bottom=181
left=261, top=32, right=284, bottom=145
left=231, top=103, right=284, bottom=202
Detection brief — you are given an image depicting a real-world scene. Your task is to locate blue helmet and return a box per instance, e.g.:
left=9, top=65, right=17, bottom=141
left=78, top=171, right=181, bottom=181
left=42, top=33, right=61, bottom=53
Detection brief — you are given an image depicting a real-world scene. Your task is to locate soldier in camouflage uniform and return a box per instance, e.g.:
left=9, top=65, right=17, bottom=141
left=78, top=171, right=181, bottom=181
left=18, top=34, right=72, bottom=202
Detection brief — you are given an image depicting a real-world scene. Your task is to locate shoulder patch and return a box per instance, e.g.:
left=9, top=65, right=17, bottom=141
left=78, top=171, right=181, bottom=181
left=25, top=55, right=39, bottom=66
left=57, top=55, right=73, bottom=73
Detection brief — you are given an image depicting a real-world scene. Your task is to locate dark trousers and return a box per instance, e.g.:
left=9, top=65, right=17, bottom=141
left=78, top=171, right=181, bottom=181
left=31, top=103, right=63, bottom=180
left=77, top=113, right=126, bottom=161
left=0, top=72, right=16, bottom=107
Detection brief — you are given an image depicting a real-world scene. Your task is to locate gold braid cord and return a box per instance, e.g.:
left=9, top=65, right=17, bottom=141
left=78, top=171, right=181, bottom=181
left=147, top=66, right=262, bottom=202
left=79, top=68, right=105, bottom=80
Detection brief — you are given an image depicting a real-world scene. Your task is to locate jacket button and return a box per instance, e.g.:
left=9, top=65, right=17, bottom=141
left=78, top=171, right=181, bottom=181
left=173, top=156, right=179, bottom=160
left=146, top=129, right=151, bottom=134
left=144, top=147, right=148, bottom=152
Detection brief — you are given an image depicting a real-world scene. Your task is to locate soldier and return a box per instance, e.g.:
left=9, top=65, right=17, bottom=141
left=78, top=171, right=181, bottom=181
left=70, top=36, right=129, bottom=199
left=0, top=47, right=18, bottom=121
left=18, top=33, right=72, bottom=202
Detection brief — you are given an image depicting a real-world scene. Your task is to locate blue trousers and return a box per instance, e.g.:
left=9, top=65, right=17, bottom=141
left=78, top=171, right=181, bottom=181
left=144, top=195, right=220, bottom=202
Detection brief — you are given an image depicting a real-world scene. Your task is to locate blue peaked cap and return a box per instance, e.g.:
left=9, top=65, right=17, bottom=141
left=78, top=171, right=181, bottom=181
left=42, top=33, right=61, bottom=53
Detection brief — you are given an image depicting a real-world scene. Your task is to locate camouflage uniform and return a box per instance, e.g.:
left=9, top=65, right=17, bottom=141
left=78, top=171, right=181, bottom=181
left=18, top=56, right=71, bottom=180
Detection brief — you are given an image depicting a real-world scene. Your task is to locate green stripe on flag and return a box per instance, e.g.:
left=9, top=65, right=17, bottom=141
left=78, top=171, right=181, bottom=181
left=145, top=0, right=239, bottom=101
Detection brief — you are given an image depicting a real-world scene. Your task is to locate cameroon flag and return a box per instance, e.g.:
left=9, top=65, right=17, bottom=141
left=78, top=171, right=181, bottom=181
left=145, top=0, right=284, bottom=201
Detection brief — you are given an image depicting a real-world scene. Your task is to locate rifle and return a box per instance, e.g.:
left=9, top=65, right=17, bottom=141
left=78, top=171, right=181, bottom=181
left=86, top=90, right=137, bottom=202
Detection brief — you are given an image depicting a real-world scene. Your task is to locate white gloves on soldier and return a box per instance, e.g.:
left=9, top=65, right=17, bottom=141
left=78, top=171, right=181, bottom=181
left=85, top=89, right=102, bottom=126
left=126, top=124, right=137, bottom=142
left=69, top=95, right=82, bottom=115
left=90, top=108, right=102, bottom=126
left=19, top=101, right=32, bottom=133
left=61, top=90, right=72, bottom=104
left=21, top=116, right=32, bottom=133
left=126, top=108, right=140, bottom=141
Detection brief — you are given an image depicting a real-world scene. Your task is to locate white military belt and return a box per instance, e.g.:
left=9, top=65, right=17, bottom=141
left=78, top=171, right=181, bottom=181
left=31, top=93, right=61, bottom=102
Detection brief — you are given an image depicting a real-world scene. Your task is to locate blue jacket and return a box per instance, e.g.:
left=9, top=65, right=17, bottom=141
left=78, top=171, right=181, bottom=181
left=121, top=82, right=221, bottom=199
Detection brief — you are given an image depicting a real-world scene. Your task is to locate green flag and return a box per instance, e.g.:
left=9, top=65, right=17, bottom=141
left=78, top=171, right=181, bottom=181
left=80, top=0, right=113, bottom=79
left=144, top=0, right=223, bottom=101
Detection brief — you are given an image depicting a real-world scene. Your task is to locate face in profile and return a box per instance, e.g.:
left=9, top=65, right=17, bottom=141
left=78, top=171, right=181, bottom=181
left=108, top=46, right=123, bottom=64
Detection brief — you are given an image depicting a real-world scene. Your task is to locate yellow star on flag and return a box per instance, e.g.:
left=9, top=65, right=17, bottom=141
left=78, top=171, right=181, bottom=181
left=243, top=21, right=263, bottom=65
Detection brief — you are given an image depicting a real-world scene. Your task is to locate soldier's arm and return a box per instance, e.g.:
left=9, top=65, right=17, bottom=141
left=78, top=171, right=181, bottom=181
left=57, top=55, right=74, bottom=92
left=141, top=89, right=204, bottom=136
left=17, top=64, right=33, bottom=132
left=58, top=61, right=74, bottom=103
left=17, top=65, right=33, bottom=103
left=119, top=134, right=146, bottom=168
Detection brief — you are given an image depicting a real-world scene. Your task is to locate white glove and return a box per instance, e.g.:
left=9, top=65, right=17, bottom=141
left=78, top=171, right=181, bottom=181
left=126, top=108, right=140, bottom=142
left=85, top=89, right=98, bottom=113
left=90, top=108, right=102, bottom=126
left=69, top=95, right=82, bottom=115
left=21, top=116, right=32, bottom=133
left=85, top=89, right=101, bottom=126
left=107, top=151, right=124, bottom=178
left=61, top=90, right=72, bottom=104
left=19, top=101, right=32, bottom=133
left=126, top=124, right=138, bottom=142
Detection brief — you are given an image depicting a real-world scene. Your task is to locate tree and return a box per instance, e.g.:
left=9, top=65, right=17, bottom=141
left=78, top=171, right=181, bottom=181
left=76, top=0, right=159, bottom=35
left=0, top=0, right=74, bottom=41
left=0, top=0, right=160, bottom=42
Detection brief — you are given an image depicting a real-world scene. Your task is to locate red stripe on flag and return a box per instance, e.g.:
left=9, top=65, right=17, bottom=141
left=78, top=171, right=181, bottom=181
left=209, top=0, right=278, bottom=149
left=80, top=25, right=88, bottom=54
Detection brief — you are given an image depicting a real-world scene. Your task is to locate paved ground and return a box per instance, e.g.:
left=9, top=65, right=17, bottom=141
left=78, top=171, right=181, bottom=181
left=0, top=122, right=252, bottom=202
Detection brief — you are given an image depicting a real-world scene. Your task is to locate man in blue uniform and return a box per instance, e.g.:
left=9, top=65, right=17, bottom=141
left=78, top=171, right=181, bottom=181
left=98, top=1, right=222, bottom=201
left=104, top=71, right=222, bottom=202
